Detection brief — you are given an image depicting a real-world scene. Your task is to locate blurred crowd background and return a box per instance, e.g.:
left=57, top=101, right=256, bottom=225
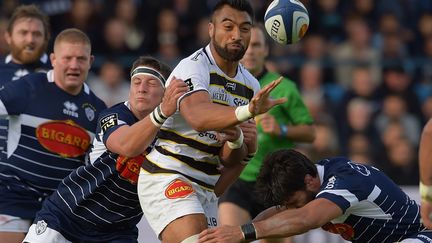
left=1, top=0, right=432, bottom=186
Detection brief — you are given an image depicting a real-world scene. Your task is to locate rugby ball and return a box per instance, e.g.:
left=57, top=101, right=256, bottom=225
left=264, top=0, right=309, bottom=45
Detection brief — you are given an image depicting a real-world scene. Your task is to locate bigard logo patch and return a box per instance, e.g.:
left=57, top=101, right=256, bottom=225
left=36, top=120, right=90, bottom=157
left=165, top=179, right=194, bottom=199
left=322, top=222, right=354, bottom=241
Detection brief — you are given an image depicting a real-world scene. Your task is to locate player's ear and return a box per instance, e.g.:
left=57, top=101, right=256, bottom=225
left=49, top=53, right=55, bottom=66
left=89, top=55, right=95, bottom=65
left=4, top=31, right=11, bottom=45
left=209, top=22, right=214, bottom=37
left=304, top=174, right=314, bottom=189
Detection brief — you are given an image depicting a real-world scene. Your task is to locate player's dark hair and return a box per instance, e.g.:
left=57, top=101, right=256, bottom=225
left=7, top=4, right=50, bottom=42
left=131, top=56, right=172, bottom=80
left=211, top=0, right=254, bottom=22
left=256, top=149, right=318, bottom=207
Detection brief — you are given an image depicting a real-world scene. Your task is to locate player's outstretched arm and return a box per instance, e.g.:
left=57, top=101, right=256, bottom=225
left=180, top=78, right=286, bottom=132
left=419, top=119, right=432, bottom=229
left=198, top=198, right=342, bottom=243
left=106, top=78, right=188, bottom=157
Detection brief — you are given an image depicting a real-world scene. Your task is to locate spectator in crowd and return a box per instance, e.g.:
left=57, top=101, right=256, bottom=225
left=218, top=24, right=315, bottom=243
left=87, top=59, right=130, bottom=107
left=0, top=28, right=106, bottom=243
left=333, top=14, right=381, bottom=89
left=23, top=56, right=188, bottom=243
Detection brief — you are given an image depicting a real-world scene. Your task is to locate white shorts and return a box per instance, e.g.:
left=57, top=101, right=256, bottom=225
left=138, top=170, right=218, bottom=237
left=23, top=220, right=71, bottom=243
left=0, top=214, right=31, bottom=233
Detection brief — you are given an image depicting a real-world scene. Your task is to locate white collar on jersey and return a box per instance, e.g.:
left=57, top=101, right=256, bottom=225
left=46, top=70, right=90, bottom=95
left=5, top=53, right=48, bottom=64
left=316, top=164, right=324, bottom=186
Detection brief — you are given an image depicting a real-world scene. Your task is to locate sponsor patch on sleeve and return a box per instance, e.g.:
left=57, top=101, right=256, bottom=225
left=100, top=114, right=118, bottom=132
left=184, top=78, right=194, bottom=91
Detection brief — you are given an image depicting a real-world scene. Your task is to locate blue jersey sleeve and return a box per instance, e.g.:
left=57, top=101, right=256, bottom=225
left=96, top=104, right=137, bottom=145
left=0, top=75, right=33, bottom=115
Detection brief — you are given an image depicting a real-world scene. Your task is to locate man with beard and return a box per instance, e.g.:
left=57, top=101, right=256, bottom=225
left=0, top=28, right=106, bottom=243
left=199, top=149, right=432, bottom=243
left=137, top=0, right=287, bottom=242
left=0, top=4, right=51, bottom=172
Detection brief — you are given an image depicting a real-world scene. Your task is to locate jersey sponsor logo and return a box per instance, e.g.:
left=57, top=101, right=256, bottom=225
left=165, top=179, right=194, bottom=199
left=233, top=97, right=248, bottom=106
left=36, top=120, right=90, bottom=157
left=322, top=222, right=354, bottom=241
left=198, top=131, right=218, bottom=141
left=212, top=91, right=229, bottom=103
left=325, top=176, right=337, bottom=189
left=35, top=220, right=48, bottom=235
left=116, top=154, right=145, bottom=184
left=347, top=161, right=370, bottom=176
left=63, top=101, right=79, bottom=118
left=100, top=114, right=118, bottom=132
left=184, top=78, right=194, bottom=91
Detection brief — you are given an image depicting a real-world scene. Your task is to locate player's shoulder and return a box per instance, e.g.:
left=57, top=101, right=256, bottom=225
left=98, top=102, right=133, bottom=123
left=176, top=47, right=212, bottom=71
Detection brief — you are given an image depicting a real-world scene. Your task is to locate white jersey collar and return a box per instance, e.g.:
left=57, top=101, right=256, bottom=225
left=5, top=53, right=48, bottom=64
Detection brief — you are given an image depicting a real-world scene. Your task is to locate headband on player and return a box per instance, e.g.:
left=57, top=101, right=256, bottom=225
left=130, top=66, right=166, bottom=88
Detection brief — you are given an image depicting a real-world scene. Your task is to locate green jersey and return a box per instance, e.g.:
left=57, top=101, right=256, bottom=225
left=240, top=71, right=314, bottom=181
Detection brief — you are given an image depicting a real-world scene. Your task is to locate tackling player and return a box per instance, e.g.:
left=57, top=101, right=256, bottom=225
left=137, top=0, right=287, bottom=242
left=199, top=149, right=432, bottom=243
left=0, top=28, right=106, bottom=243
left=23, top=56, right=189, bottom=243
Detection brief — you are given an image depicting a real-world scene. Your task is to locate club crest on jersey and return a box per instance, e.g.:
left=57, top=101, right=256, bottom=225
left=165, top=179, right=194, bottom=199
left=63, top=101, right=79, bottom=118
left=36, top=120, right=90, bottom=158
left=322, top=222, right=354, bottom=241
left=35, top=220, right=48, bottom=235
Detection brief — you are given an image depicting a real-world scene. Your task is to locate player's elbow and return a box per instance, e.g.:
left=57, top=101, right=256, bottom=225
left=185, top=116, right=208, bottom=132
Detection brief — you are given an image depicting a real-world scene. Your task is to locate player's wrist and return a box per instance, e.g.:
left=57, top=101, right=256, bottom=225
left=279, top=124, right=288, bottom=137
left=235, top=105, right=253, bottom=122
left=227, top=130, right=244, bottom=149
left=150, top=105, right=167, bottom=127
left=240, top=222, right=257, bottom=241
left=420, top=181, right=432, bottom=203
left=240, top=152, right=256, bottom=165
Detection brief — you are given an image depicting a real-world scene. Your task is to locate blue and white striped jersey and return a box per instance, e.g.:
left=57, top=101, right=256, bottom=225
left=35, top=102, right=148, bottom=241
left=0, top=54, right=51, bottom=161
left=316, top=158, right=425, bottom=242
left=0, top=70, right=106, bottom=219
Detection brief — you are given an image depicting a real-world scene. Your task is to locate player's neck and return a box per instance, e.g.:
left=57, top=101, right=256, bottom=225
left=210, top=45, right=238, bottom=78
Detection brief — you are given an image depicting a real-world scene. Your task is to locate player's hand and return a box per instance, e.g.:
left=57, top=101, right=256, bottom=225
left=421, top=200, right=432, bottom=229
left=240, top=119, right=257, bottom=154
left=256, top=113, right=281, bottom=136
left=198, top=225, right=244, bottom=243
left=160, top=76, right=189, bottom=116
left=249, top=77, right=287, bottom=116
left=216, top=126, right=242, bottom=144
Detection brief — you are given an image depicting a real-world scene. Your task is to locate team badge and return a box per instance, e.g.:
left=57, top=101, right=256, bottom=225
left=165, top=179, right=194, bottom=199
left=36, top=120, right=90, bottom=157
left=35, top=220, right=47, bottom=235
left=85, top=107, right=95, bottom=121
